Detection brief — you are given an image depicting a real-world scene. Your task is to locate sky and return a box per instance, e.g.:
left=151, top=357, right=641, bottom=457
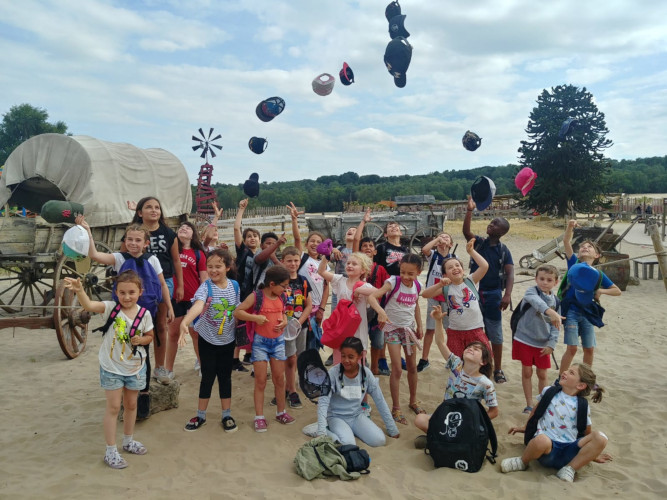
left=1, top=0, right=666, bottom=186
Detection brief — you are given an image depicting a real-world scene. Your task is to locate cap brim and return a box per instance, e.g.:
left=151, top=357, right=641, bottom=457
left=255, top=102, right=273, bottom=122
left=394, top=74, right=406, bottom=88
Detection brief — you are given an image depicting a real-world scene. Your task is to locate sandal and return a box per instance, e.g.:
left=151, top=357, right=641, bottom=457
left=522, top=406, right=533, bottom=414
left=494, top=370, right=507, bottom=384
left=391, top=407, right=408, bottom=425
left=408, top=402, right=426, bottom=415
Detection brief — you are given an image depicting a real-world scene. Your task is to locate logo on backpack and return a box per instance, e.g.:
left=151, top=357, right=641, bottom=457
left=442, top=411, right=462, bottom=438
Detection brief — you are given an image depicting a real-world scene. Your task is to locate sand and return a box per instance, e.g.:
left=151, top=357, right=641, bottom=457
left=1, top=221, right=666, bottom=499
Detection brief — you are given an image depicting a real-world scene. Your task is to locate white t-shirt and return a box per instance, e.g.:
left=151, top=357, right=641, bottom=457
left=112, top=252, right=163, bottom=275
left=330, top=274, right=372, bottom=350
left=536, top=387, right=592, bottom=443
left=444, top=353, right=497, bottom=408
left=98, top=301, right=154, bottom=376
left=383, top=276, right=418, bottom=328
left=444, top=279, right=484, bottom=331
left=299, top=254, right=326, bottom=306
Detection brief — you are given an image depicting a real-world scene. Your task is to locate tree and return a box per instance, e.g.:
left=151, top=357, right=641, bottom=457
left=0, top=104, right=69, bottom=165
left=517, top=85, right=612, bottom=216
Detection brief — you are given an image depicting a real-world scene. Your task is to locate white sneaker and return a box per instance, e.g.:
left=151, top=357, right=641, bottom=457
left=301, top=422, right=319, bottom=438
left=157, top=369, right=174, bottom=385
left=556, top=465, right=575, bottom=482
left=501, top=457, right=527, bottom=473
left=153, top=366, right=167, bottom=380
left=194, top=359, right=201, bottom=372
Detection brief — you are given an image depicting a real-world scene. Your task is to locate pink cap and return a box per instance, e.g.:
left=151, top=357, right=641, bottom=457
left=515, top=167, right=537, bottom=196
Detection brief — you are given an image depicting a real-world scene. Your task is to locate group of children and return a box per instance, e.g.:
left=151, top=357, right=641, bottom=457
left=66, top=195, right=618, bottom=481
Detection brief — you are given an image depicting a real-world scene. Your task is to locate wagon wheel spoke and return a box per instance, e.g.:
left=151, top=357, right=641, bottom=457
left=410, top=226, right=439, bottom=258
left=363, top=222, right=385, bottom=245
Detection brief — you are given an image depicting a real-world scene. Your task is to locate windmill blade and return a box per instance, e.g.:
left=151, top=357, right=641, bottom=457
left=210, top=149, right=217, bottom=158
left=192, top=144, right=202, bottom=151
left=200, top=149, right=207, bottom=158
left=192, top=136, right=203, bottom=144
left=211, top=134, right=222, bottom=142
left=208, top=128, right=214, bottom=140
left=198, top=128, right=205, bottom=139
left=212, top=144, right=223, bottom=150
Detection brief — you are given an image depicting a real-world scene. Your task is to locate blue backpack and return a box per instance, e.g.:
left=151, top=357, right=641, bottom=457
left=114, top=252, right=163, bottom=318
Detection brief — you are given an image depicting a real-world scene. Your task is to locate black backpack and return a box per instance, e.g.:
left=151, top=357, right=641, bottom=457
left=510, top=286, right=561, bottom=338
left=337, top=444, right=370, bottom=474
left=425, top=395, right=497, bottom=472
left=524, top=385, right=588, bottom=446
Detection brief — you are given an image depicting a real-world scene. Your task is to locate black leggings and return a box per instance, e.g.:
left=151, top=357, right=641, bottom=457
left=198, top=336, right=235, bottom=400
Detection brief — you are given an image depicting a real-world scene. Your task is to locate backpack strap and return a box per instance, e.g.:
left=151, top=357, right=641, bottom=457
left=576, top=396, right=589, bottom=438
left=381, top=276, right=402, bottom=307
left=426, top=251, right=439, bottom=283
left=368, top=262, right=379, bottom=287
left=230, top=279, right=240, bottom=298
left=524, top=385, right=561, bottom=445
left=93, top=302, right=123, bottom=334
left=463, top=277, right=479, bottom=301
left=298, top=252, right=309, bottom=273
left=253, top=289, right=264, bottom=314
left=478, top=400, right=498, bottom=464
left=195, top=249, right=201, bottom=270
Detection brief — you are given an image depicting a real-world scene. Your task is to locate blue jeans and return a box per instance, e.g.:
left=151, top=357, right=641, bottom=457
left=564, top=308, right=596, bottom=348
left=327, top=413, right=387, bottom=447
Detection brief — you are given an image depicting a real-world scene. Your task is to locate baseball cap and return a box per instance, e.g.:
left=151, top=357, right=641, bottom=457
left=312, top=73, right=335, bottom=96
left=339, top=62, right=354, bottom=85
left=243, top=173, right=260, bottom=198
left=62, top=225, right=90, bottom=261
left=568, top=263, right=601, bottom=305
left=384, top=37, right=412, bottom=88
left=470, top=176, right=496, bottom=211
left=558, top=117, right=578, bottom=140
left=248, top=137, right=268, bottom=154
left=388, top=14, right=410, bottom=39
left=515, top=167, right=537, bottom=196
left=462, top=130, right=482, bottom=151
left=256, top=97, right=285, bottom=122
left=385, top=1, right=401, bottom=21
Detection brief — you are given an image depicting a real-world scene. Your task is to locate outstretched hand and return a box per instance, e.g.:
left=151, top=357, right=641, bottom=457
left=466, top=195, right=475, bottom=211
left=63, top=277, right=83, bottom=292
left=239, top=198, right=248, bottom=210
left=75, top=214, right=90, bottom=232
left=127, top=200, right=137, bottom=211
left=211, top=200, right=223, bottom=218
left=287, top=202, right=304, bottom=220
left=465, top=237, right=476, bottom=255
left=430, top=304, right=447, bottom=321
left=363, top=208, right=372, bottom=223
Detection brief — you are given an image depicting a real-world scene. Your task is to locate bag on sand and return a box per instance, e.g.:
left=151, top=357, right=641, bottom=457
left=337, top=444, right=370, bottom=474
left=294, top=436, right=360, bottom=480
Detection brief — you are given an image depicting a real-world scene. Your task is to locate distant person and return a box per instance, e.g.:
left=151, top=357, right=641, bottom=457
left=645, top=204, right=653, bottom=215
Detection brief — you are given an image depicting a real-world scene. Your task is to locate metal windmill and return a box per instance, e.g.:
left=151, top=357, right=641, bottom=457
left=192, top=128, right=222, bottom=215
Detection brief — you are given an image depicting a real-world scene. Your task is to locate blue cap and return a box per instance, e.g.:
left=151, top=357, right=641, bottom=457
left=568, top=263, right=601, bottom=305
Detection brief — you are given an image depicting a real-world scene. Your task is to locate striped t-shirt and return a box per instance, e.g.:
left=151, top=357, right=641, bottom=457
left=193, top=280, right=239, bottom=346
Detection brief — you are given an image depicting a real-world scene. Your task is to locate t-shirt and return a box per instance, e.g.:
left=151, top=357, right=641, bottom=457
left=564, top=255, right=614, bottom=313
left=444, top=279, right=484, bottom=331
left=333, top=246, right=354, bottom=276
left=147, top=224, right=177, bottom=279
left=444, top=353, right=497, bottom=408
left=299, top=253, right=326, bottom=306
left=174, top=248, right=206, bottom=302
left=254, top=293, right=285, bottom=339
left=235, top=242, right=257, bottom=300
left=99, top=302, right=154, bottom=376
left=470, top=235, right=513, bottom=292
left=330, top=274, right=372, bottom=350
left=192, top=280, right=239, bottom=346
left=374, top=241, right=408, bottom=276
left=112, top=253, right=163, bottom=276
left=252, top=254, right=275, bottom=290
left=285, top=276, right=309, bottom=320
left=367, top=262, right=390, bottom=289
left=535, top=387, right=591, bottom=443
left=382, top=276, right=419, bottom=328
left=426, top=250, right=454, bottom=301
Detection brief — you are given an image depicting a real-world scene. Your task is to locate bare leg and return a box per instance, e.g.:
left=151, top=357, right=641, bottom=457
left=387, top=343, right=403, bottom=408
left=270, top=358, right=286, bottom=413
left=370, top=347, right=380, bottom=375
left=253, top=361, right=268, bottom=416
left=568, top=431, right=608, bottom=471
left=121, top=388, right=139, bottom=436
left=414, top=413, right=430, bottom=433
left=285, top=354, right=297, bottom=394
left=421, top=329, right=434, bottom=361
left=165, top=316, right=183, bottom=372
left=521, top=434, right=553, bottom=464
left=492, top=343, right=503, bottom=372
left=582, top=347, right=595, bottom=367
left=103, top=388, right=122, bottom=446
left=521, top=364, right=534, bottom=408
left=536, top=367, right=548, bottom=394
left=189, top=327, right=200, bottom=363
left=404, top=348, right=418, bottom=405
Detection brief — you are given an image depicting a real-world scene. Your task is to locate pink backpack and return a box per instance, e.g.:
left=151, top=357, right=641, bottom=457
left=321, top=281, right=366, bottom=350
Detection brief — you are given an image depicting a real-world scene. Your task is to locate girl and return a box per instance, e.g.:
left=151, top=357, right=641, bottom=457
left=64, top=272, right=153, bottom=469
left=317, top=337, right=400, bottom=446
left=502, top=363, right=610, bottom=482
left=127, top=197, right=183, bottom=382
left=234, top=265, right=292, bottom=432
left=422, top=237, right=490, bottom=358
left=414, top=305, right=498, bottom=444
left=373, top=253, right=424, bottom=425
left=164, top=222, right=208, bottom=381
left=178, top=249, right=239, bottom=433
left=419, top=232, right=455, bottom=373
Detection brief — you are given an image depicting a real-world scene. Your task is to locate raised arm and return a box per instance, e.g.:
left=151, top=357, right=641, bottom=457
left=353, top=208, right=371, bottom=252
left=75, top=215, right=115, bottom=266
left=462, top=196, right=475, bottom=241
left=255, top=233, right=286, bottom=264
left=234, top=198, right=248, bottom=247
left=63, top=278, right=106, bottom=314
left=431, top=305, right=451, bottom=360
left=317, top=256, right=334, bottom=283
left=563, top=219, right=577, bottom=259
left=421, top=234, right=441, bottom=257
left=287, top=202, right=303, bottom=251
left=467, top=238, right=489, bottom=284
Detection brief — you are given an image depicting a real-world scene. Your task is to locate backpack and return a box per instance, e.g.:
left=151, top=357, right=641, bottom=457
left=114, top=252, right=163, bottom=318
left=380, top=276, right=422, bottom=308
left=557, top=261, right=605, bottom=325
left=337, top=444, right=370, bottom=474
left=425, top=395, right=498, bottom=472
left=524, top=385, right=588, bottom=446
left=510, top=286, right=561, bottom=338
left=470, top=238, right=509, bottom=290
left=294, top=436, right=360, bottom=481
left=297, top=348, right=331, bottom=402
left=321, top=281, right=365, bottom=349
left=94, top=303, right=149, bottom=361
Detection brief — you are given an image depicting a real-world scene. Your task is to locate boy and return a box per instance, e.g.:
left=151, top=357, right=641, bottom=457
left=251, top=231, right=287, bottom=291
left=513, top=264, right=564, bottom=413
left=463, top=196, right=514, bottom=383
left=559, top=220, right=621, bottom=373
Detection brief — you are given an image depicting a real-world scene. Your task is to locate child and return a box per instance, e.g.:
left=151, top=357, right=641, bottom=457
left=422, top=238, right=490, bottom=358
left=502, top=363, right=610, bottom=482
left=419, top=232, right=455, bottom=373
left=374, top=253, right=424, bottom=425
left=414, top=305, right=497, bottom=446
left=279, top=246, right=314, bottom=408
left=64, top=272, right=154, bottom=469
left=330, top=226, right=357, bottom=309
left=463, top=195, right=514, bottom=384
left=202, top=200, right=223, bottom=253
left=178, top=249, right=240, bottom=433
left=127, top=197, right=183, bottom=382
left=513, top=264, right=564, bottom=413
left=316, top=337, right=400, bottom=446
left=251, top=232, right=287, bottom=293
left=164, top=222, right=208, bottom=382
left=559, top=220, right=621, bottom=373
left=234, top=265, right=292, bottom=432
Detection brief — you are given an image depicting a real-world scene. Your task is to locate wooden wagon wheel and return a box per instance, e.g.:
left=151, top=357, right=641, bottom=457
left=410, top=226, right=440, bottom=257
left=0, top=259, right=56, bottom=314
left=54, top=242, right=114, bottom=301
left=53, top=280, right=90, bottom=359
left=362, top=222, right=385, bottom=245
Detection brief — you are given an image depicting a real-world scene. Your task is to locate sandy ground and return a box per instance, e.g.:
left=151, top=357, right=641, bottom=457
left=1, top=220, right=666, bottom=499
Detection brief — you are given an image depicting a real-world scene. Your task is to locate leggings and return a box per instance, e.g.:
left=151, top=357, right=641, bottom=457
left=198, top=336, right=235, bottom=399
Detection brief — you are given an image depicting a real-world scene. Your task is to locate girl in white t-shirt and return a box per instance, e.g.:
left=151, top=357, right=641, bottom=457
left=374, top=253, right=424, bottom=425
left=64, top=272, right=154, bottom=470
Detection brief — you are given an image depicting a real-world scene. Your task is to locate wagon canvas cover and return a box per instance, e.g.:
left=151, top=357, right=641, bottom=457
left=0, top=134, right=191, bottom=227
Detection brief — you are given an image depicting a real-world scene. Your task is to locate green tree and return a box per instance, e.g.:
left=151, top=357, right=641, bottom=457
left=0, top=104, right=69, bottom=165
left=518, top=85, right=612, bottom=216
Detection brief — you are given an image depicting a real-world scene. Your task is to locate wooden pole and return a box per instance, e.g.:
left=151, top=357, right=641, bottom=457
left=648, top=223, right=667, bottom=292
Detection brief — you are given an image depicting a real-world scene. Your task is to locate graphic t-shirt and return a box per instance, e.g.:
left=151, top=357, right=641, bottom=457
left=99, top=302, right=154, bottom=376
left=375, top=241, right=408, bottom=276
left=535, top=387, right=591, bottom=443
left=299, top=254, right=326, bottom=306
left=192, top=280, right=239, bottom=346
left=147, top=224, right=177, bottom=279
left=285, top=276, right=309, bottom=320
left=444, top=353, right=497, bottom=408
left=426, top=250, right=454, bottom=302
left=383, top=276, right=419, bottom=328
left=444, top=279, right=484, bottom=331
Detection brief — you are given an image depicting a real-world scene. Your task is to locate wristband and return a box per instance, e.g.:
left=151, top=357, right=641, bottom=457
left=319, top=307, right=325, bottom=312
left=208, top=223, right=216, bottom=228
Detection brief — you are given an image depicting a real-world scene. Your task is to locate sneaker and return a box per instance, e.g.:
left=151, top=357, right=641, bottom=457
left=184, top=416, right=206, bottom=432
left=153, top=365, right=167, bottom=380
left=254, top=418, right=268, bottom=432
left=416, top=359, right=430, bottom=372
left=222, top=416, right=238, bottom=433
left=276, top=412, right=295, bottom=425
left=361, top=402, right=372, bottom=418
left=401, top=357, right=407, bottom=370
left=413, top=435, right=427, bottom=450
left=501, top=457, right=527, bottom=473
left=288, top=392, right=303, bottom=409
left=556, top=465, right=576, bottom=482
left=301, top=422, right=319, bottom=438
left=378, top=358, right=391, bottom=376
left=122, top=440, right=147, bottom=455
left=104, top=450, right=128, bottom=469
left=242, top=353, right=252, bottom=365
left=157, top=369, right=174, bottom=385
left=325, top=354, right=334, bottom=366
left=194, top=359, right=201, bottom=373
left=233, top=361, right=249, bottom=372
left=270, top=391, right=289, bottom=407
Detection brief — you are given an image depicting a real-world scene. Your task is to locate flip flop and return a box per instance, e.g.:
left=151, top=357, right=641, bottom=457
left=392, top=407, right=408, bottom=425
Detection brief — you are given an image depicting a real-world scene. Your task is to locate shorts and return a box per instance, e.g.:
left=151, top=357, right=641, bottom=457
left=480, top=289, right=503, bottom=344
left=165, top=277, right=175, bottom=298
left=251, top=333, right=286, bottom=362
left=512, top=339, right=551, bottom=369
left=384, top=327, right=416, bottom=347
left=285, top=323, right=308, bottom=358
left=446, top=327, right=492, bottom=359
left=537, top=438, right=581, bottom=469
left=369, top=326, right=385, bottom=350
left=100, top=364, right=146, bottom=391
left=564, top=309, right=596, bottom=348
left=426, top=298, right=449, bottom=330
left=172, top=300, right=193, bottom=318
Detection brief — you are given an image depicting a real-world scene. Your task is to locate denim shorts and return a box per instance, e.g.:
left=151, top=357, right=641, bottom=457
left=165, top=277, right=174, bottom=298
left=564, top=308, right=596, bottom=348
left=252, top=333, right=286, bottom=362
left=537, top=438, right=581, bottom=469
left=426, top=298, right=449, bottom=330
left=480, top=289, right=503, bottom=344
left=100, top=364, right=146, bottom=391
